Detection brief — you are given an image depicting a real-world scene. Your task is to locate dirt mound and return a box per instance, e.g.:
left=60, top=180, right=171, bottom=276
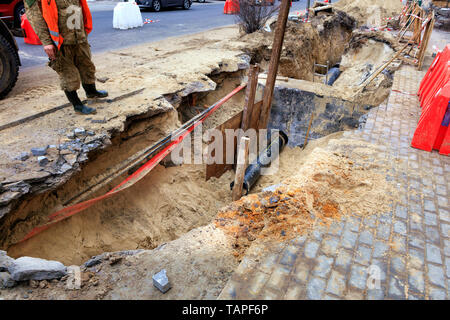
left=215, top=137, right=398, bottom=257
left=334, top=0, right=404, bottom=27
left=243, top=11, right=356, bottom=81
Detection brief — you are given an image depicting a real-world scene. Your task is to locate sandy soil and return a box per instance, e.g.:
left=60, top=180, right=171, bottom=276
left=1, top=224, right=239, bottom=300
left=215, top=136, right=398, bottom=257
left=334, top=0, right=404, bottom=27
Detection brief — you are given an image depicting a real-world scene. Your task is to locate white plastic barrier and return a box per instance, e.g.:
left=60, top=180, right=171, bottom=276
left=113, top=1, right=144, bottom=30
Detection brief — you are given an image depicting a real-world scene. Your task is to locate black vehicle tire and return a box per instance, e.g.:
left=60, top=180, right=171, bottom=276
left=14, top=2, right=25, bottom=29
left=182, top=0, right=191, bottom=9
left=152, top=0, right=162, bottom=11
left=0, top=34, right=19, bottom=100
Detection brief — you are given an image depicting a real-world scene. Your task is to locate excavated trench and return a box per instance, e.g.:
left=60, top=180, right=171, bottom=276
left=0, top=12, right=398, bottom=266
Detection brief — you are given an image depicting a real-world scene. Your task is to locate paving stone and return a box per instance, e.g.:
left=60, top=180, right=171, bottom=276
left=258, top=253, right=280, bottom=274
left=321, top=236, right=340, bottom=256
left=395, top=204, right=408, bottom=219
left=388, top=277, right=406, bottom=299
left=326, top=271, right=346, bottom=297
left=293, top=261, right=309, bottom=283
left=376, top=223, right=391, bottom=240
left=444, top=239, right=450, bottom=257
left=284, top=283, right=305, bottom=300
left=378, top=213, right=392, bottom=224
left=409, top=248, right=425, bottom=270
left=327, top=221, right=344, bottom=236
left=248, top=271, right=269, bottom=296
left=441, top=223, right=450, bottom=238
left=349, top=265, right=367, bottom=290
left=373, top=241, right=389, bottom=259
left=346, top=290, right=364, bottom=300
left=437, top=196, right=448, bottom=208
left=425, top=226, right=441, bottom=244
left=354, top=245, right=372, bottom=266
left=367, top=289, right=385, bottom=300
left=359, top=229, right=374, bottom=246
left=438, top=208, right=450, bottom=223
left=424, top=199, right=436, bottom=212
left=291, top=235, right=307, bottom=246
left=279, top=246, right=298, bottom=267
left=364, top=216, right=377, bottom=228
left=313, top=255, right=333, bottom=278
left=426, top=243, right=442, bottom=264
left=219, top=281, right=237, bottom=299
left=445, top=257, right=450, bottom=278
left=335, top=250, right=352, bottom=270
left=424, top=212, right=438, bottom=226
left=391, top=235, right=406, bottom=253
left=429, top=287, right=446, bottom=300
left=323, top=294, right=340, bottom=300
left=341, top=230, right=358, bottom=249
left=266, top=265, right=291, bottom=290
left=306, top=277, right=326, bottom=300
left=408, top=268, right=425, bottom=293
left=390, top=255, right=405, bottom=274
left=345, top=217, right=361, bottom=233
left=435, top=185, right=447, bottom=196
left=304, top=241, right=320, bottom=259
left=427, top=264, right=445, bottom=288
left=394, top=220, right=407, bottom=235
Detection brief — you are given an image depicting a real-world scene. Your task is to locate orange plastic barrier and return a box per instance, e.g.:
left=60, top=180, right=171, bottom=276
left=21, top=14, right=42, bottom=45
left=224, top=0, right=239, bottom=14
left=412, top=44, right=450, bottom=156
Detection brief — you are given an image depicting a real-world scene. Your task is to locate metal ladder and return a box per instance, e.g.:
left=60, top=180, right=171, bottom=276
left=312, top=60, right=329, bottom=84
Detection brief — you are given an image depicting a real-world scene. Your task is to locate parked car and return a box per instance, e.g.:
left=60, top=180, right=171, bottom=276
left=0, top=18, right=20, bottom=99
left=0, top=0, right=24, bottom=28
left=136, top=0, right=192, bottom=11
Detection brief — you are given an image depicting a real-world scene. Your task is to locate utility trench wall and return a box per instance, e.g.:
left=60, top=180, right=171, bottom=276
left=268, top=86, right=371, bottom=147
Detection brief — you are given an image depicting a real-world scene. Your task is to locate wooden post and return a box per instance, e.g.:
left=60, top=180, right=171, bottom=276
left=241, top=65, right=260, bottom=131
left=232, top=137, right=250, bottom=201
left=306, top=0, right=311, bottom=19
left=417, top=13, right=435, bottom=71
left=258, top=0, right=291, bottom=130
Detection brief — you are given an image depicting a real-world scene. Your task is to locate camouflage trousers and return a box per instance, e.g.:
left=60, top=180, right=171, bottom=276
left=48, top=42, right=96, bottom=91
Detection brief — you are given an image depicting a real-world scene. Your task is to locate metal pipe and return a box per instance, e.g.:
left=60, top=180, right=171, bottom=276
left=230, top=130, right=288, bottom=195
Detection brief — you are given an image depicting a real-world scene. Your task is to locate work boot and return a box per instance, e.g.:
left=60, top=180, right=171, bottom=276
left=65, top=90, right=97, bottom=115
left=82, top=83, right=109, bottom=99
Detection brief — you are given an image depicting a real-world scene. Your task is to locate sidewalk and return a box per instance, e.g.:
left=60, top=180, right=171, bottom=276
left=218, top=63, right=450, bottom=300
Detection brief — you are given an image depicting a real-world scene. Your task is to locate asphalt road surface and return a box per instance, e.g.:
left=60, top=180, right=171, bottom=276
left=17, top=0, right=308, bottom=69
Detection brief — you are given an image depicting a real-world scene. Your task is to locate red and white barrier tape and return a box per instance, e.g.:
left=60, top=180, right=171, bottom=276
left=17, top=85, right=247, bottom=244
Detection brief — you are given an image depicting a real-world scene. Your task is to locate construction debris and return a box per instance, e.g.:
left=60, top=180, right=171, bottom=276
left=152, top=269, right=171, bottom=293
left=8, top=256, right=67, bottom=282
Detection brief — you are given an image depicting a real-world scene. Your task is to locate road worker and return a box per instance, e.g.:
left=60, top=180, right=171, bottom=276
left=24, top=0, right=107, bottom=115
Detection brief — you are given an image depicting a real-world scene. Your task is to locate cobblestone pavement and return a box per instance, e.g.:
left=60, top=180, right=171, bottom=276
left=218, top=64, right=450, bottom=300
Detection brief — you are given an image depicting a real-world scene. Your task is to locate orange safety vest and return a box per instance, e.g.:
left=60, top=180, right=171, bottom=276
left=41, top=0, right=93, bottom=49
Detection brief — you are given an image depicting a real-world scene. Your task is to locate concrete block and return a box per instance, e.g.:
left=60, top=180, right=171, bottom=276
left=152, top=269, right=171, bottom=293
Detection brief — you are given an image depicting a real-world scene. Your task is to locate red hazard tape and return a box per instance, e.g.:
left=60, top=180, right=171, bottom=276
left=18, top=85, right=246, bottom=243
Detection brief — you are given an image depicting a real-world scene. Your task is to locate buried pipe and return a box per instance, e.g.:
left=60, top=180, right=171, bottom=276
left=230, top=130, right=288, bottom=196
left=326, top=66, right=341, bottom=86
